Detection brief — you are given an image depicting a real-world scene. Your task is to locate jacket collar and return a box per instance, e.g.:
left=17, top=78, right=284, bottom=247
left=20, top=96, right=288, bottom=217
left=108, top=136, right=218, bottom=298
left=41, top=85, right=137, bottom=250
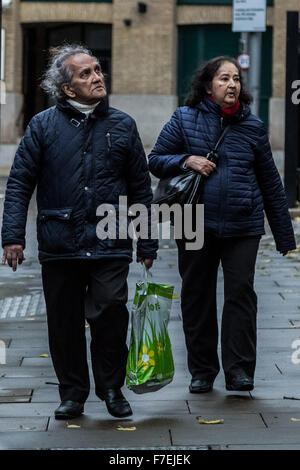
left=56, top=95, right=109, bottom=120
left=196, top=96, right=251, bottom=124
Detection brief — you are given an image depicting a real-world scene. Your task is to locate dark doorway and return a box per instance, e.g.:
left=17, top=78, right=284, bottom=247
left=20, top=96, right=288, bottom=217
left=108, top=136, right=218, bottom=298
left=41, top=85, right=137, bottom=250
left=284, top=11, right=300, bottom=207
left=22, top=22, right=112, bottom=130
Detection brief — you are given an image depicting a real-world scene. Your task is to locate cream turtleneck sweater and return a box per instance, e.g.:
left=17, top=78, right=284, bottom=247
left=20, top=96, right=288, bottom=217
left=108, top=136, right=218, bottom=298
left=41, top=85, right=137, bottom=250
left=67, top=99, right=101, bottom=116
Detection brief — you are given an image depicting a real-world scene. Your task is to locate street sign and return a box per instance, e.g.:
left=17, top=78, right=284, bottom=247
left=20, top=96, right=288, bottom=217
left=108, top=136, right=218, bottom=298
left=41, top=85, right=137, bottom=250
left=232, top=0, right=266, bottom=32
left=237, top=53, right=250, bottom=70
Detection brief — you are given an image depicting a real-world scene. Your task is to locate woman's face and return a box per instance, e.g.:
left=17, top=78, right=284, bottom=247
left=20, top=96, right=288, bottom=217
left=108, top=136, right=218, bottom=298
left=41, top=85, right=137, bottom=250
left=207, top=61, right=241, bottom=108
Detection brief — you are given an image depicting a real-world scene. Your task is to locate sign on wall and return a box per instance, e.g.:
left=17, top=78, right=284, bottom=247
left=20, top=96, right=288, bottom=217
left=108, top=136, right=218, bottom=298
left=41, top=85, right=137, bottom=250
left=232, top=0, right=266, bottom=32
left=237, top=53, right=250, bottom=70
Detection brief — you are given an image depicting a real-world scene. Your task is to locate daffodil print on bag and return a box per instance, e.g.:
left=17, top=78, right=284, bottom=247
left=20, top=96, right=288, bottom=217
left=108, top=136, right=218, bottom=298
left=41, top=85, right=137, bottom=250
left=126, top=269, right=175, bottom=393
left=138, top=345, right=155, bottom=370
left=157, top=342, right=163, bottom=354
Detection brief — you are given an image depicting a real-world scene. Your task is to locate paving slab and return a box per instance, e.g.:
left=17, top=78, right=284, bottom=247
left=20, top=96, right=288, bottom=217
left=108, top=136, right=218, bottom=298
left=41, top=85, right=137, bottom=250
left=8, top=338, right=51, bottom=348
left=21, top=357, right=54, bottom=367
left=31, top=386, right=78, bottom=403
left=0, top=417, right=48, bottom=432
left=0, top=324, right=47, bottom=335
left=169, top=415, right=300, bottom=446
left=225, top=444, right=300, bottom=450
left=261, top=411, right=300, bottom=426
left=0, top=377, right=58, bottom=388
left=0, top=388, right=32, bottom=397
left=187, top=398, right=300, bottom=414
left=0, top=367, right=56, bottom=378
left=0, top=427, right=172, bottom=450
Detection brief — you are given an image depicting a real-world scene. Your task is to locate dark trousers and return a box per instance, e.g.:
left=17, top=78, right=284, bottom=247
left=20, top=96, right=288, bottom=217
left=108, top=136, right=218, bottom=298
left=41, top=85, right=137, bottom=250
left=41, top=259, right=130, bottom=403
left=176, top=234, right=261, bottom=381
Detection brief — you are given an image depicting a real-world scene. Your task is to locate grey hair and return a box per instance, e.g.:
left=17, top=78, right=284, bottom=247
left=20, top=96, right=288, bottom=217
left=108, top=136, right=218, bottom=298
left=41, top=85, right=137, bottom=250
left=40, top=44, right=96, bottom=100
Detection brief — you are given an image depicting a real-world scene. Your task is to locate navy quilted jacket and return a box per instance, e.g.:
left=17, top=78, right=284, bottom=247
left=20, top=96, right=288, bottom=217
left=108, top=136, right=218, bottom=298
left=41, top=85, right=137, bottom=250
left=1, top=98, right=158, bottom=263
left=148, top=98, right=296, bottom=253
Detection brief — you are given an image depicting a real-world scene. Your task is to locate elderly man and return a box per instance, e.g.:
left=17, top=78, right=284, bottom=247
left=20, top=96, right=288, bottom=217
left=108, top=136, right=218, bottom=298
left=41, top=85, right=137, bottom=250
left=1, top=44, right=158, bottom=419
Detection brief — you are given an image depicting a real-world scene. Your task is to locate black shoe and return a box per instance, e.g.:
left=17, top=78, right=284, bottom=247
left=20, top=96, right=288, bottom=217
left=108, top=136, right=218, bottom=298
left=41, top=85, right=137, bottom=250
left=54, top=400, right=84, bottom=420
left=101, top=389, right=133, bottom=418
left=226, top=373, right=254, bottom=391
left=189, top=378, right=213, bottom=393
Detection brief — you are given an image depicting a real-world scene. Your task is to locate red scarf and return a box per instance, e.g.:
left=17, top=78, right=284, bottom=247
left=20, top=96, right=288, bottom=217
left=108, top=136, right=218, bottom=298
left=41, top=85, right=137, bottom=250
left=208, top=95, right=240, bottom=117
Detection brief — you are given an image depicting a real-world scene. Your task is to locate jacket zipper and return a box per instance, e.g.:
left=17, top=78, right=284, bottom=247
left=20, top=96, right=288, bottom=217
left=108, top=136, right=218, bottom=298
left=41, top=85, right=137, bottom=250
left=106, top=132, right=112, bottom=150
left=218, top=118, right=227, bottom=236
left=105, top=132, right=112, bottom=169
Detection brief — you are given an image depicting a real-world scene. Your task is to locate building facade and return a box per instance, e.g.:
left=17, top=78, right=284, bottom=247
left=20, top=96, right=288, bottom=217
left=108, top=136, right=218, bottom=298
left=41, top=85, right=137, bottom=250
left=0, top=0, right=298, bottom=158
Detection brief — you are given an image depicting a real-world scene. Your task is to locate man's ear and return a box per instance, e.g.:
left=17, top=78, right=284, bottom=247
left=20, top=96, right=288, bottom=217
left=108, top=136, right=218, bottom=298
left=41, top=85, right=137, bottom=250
left=62, top=83, right=76, bottom=99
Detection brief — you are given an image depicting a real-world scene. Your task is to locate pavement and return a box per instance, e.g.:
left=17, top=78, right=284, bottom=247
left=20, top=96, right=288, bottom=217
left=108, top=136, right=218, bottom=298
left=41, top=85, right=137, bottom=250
left=0, top=176, right=300, bottom=452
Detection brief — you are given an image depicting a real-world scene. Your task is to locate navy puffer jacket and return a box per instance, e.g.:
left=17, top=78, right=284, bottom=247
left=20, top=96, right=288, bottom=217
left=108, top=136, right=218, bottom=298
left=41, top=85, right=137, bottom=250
left=148, top=98, right=296, bottom=253
left=1, top=98, right=158, bottom=263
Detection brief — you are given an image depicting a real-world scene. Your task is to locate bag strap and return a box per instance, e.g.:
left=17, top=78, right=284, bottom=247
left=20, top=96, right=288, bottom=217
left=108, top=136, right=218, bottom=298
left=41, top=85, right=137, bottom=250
left=212, top=124, right=231, bottom=152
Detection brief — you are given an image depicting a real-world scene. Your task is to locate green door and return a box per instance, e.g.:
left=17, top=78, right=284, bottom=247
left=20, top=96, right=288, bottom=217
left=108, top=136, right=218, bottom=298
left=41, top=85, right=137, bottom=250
left=177, top=25, right=272, bottom=129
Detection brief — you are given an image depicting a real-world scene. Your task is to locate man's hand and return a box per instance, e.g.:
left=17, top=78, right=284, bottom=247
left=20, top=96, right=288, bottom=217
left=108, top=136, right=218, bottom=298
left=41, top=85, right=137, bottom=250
left=137, top=257, right=154, bottom=270
left=185, top=155, right=216, bottom=176
left=2, top=244, right=24, bottom=272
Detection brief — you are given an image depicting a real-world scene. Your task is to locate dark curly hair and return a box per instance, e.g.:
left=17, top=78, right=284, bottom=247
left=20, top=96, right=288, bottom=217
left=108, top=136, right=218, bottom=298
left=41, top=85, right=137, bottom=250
left=185, top=56, right=252, bottom=107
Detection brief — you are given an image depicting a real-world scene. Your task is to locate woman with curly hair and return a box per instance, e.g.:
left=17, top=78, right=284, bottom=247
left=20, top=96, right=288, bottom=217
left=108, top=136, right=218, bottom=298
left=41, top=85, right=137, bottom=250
left=149, top=56, right=296, bottom=394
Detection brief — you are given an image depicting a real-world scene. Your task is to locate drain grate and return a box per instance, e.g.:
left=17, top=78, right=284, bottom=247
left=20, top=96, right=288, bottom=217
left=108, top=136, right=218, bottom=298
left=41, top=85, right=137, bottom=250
left=0, top=293, right=46, bottom=319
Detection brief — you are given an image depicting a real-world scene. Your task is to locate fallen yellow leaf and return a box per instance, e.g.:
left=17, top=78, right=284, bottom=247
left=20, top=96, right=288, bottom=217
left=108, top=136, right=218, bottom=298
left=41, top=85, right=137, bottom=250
left=197, top=418, right=224, bottom=425
left=117, top=426, right=136, bottom=431
left=39, top=354, right=49, bottom=358
left=172, top=294, right=179, bottom=299
left=67, top=424, right=81, bottom=429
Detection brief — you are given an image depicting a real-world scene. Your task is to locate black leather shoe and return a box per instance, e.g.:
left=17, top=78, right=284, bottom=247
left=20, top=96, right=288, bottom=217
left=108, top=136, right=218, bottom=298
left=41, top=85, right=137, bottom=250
left=226, top=373, right=254, bottom=391
left=102, top=389, right=133, bottom=418
left=54, top=400, right=84, bottom=420
left=189, top=378, right=213, bottom=393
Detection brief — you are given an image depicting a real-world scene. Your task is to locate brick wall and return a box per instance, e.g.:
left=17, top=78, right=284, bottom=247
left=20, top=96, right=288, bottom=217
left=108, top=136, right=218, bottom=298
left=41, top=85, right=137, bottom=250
left=112, top=0, right=177, bottom=95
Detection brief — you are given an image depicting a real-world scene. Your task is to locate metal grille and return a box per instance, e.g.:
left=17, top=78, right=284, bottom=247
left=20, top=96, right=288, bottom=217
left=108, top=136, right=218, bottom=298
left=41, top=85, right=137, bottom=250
left=0, top=293, right=46, bottom=320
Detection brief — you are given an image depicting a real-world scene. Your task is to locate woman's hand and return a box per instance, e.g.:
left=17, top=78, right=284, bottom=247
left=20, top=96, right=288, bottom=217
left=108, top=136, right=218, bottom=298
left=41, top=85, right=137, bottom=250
left=185, top=155, right=216, bottom=176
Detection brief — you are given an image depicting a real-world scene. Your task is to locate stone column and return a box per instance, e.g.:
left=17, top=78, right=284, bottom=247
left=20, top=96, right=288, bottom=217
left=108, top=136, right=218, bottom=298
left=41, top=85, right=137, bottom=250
left=1, top=0, right=23, bottom=145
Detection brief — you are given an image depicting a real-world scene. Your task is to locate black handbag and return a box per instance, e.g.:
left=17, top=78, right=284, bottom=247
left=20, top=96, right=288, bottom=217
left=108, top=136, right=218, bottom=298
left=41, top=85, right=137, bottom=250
left=152, top=124, right=231, bottom=206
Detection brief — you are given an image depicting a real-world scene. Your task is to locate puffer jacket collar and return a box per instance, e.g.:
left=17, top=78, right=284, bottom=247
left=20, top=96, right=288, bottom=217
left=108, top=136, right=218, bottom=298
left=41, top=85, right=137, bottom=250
left=56, top=95, right=109, bottom=120
left=196, top=96, right=251, bottom=124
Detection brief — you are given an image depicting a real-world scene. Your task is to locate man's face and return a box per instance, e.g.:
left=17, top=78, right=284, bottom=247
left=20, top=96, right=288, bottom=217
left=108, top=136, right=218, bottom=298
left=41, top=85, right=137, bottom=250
left=62, top=53, right=107, bottom=105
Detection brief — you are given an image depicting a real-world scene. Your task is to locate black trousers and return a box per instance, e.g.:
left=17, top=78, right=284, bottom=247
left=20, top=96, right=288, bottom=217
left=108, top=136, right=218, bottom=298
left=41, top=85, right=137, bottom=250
left=176, top=234, right=261, bottom=381
left=41, top=259, right=130, bottom=403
